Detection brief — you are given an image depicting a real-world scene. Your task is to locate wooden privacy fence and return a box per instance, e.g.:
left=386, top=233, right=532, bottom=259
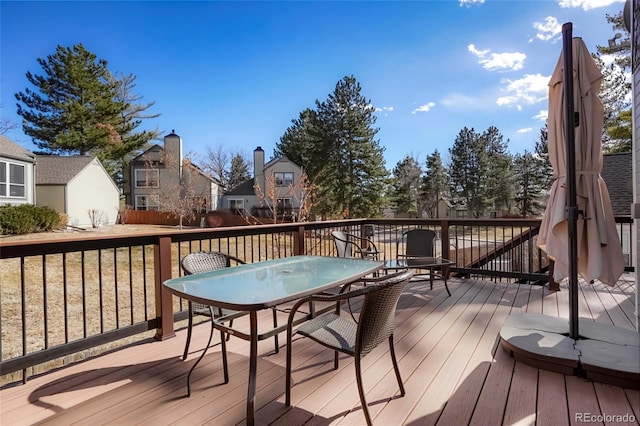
left=119, top=209, right=244, bottom=227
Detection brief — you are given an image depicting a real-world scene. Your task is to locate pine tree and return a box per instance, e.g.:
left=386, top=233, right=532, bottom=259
left=277, top=76, right=387, bottom=218
left=15, top=44, right=157, bottom=179
left=448, top=126, right=513, bottom=217
left=595, top=11, right=631, bottom=153
left=391, top=156, right=422, bottom=217
left=448, top=127, right=487, bottom=217
left=483, top=126, right=514, bottom=214
left=513, top=150, right=546, bottom=217
left=275, top=108, right=323, bottom=177
left=534, top=123, right=554, bottom=190
left=228, top=154, right=251, bottom=190
left=421, top=150, right=449, bottom=218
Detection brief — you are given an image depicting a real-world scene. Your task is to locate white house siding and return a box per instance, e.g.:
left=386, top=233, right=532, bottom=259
left=67, top=159, right=119, bottom=227
left=633, top=44, right=639, bottom=330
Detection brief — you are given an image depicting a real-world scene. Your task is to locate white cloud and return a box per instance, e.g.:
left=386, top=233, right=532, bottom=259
left=468, top=44, right=526, bottom=72
left=459, top=0, right=485, bottom=6
left=534, top=110, right=548, bottom=121
left=517, top=128, right=533, bottom=134
left=496, top=73, right=549, bottom=109
left=412, top=102, right=436, bottom=114
left=367, top=104, right=393, bottom=115
left=440, top=93, right=485, bottom=109
left=533, top=16, right=562, bottom=42
left=558, top=0, right=625, bottom=11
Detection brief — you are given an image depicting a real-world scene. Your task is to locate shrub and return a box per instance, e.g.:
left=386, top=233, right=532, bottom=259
left=0, top=204, right=62, bottom=235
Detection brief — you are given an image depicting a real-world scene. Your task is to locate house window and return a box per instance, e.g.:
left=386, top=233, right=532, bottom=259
left=0, top=161, right=26, bottom=198
left=277, top=198, right=293, bottom=208
left=274, top=172, right=294, bottom=187
left=135, top=195, right=159, bottom=211
left=228, top=199, right=244, bottom=215
left=135, top=169, right=159, bottom=188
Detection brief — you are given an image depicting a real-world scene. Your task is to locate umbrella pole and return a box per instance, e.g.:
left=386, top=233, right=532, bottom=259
left=562, top=22, right=580, bottom=340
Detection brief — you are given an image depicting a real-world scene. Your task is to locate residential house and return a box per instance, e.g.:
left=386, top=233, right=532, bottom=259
left=123, top=131, right=222, bottom=212
left=601, top=152, right=633, bottom=266
left=601, top=152, right=633, bottom=216
left=0, top=135, right=36, bottom=206
left=631, top=0, right=638, bottom=327
left=35, top=155, right=119, bottom=227
left=221, top=146, right=304, bottom=220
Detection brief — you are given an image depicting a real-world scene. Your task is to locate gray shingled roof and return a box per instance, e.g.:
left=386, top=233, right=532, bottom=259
left=224, top=178, right=256, bottom=196
left=35, top=155, right=95, bottom=185
left=0, top=135, right=36, bottom=163
left=601, top=152, right=632, bottom=216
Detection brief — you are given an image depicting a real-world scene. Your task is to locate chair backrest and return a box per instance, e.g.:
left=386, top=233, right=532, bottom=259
left=332, top=230, right=356, bottom=258
left=398, top=229, right=436, bottom=257
left=181, top=251, right=232, bottom=275
left=356, top=270, right=413, bottom=356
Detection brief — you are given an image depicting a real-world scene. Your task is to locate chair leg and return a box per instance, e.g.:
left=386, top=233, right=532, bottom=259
left=285, top=329, right=294, bottom=406
left=272, top=308, right=279, bottom=353
left=334, top=351, right=339, bottom=370
left=220, top=327, right=229, bottom=384
left=388, top=335, right=405, bottom=396
left=186, top=313, right=217, bottom=397
left=182, top=302, right=195, bottom=360
left=354, top=356, right=373, bottom=426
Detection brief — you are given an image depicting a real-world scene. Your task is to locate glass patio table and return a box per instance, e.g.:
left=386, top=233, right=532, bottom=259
left=163, top=255, right=383, bottom=425
left=384, top=256, right=453, bottom=296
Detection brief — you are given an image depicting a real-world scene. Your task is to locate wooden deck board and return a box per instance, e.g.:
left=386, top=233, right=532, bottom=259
left=1, top=275, right=637, bottom=426
left=537, top=369, right=570, bottom=426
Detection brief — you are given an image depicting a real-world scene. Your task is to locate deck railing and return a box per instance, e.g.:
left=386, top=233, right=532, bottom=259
left=0, top=217, right=633, bottom=386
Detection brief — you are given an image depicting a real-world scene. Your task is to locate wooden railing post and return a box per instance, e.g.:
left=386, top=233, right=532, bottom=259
left=440, top=219, right=450, bottom=259
left=154, top=235, right=176, bottom=340
left=292, top=225, right=306, bottom=255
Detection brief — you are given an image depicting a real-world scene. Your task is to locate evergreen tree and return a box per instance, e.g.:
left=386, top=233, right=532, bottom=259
left=534, top=123, right=554, bottom=190
left=420, top=150, right=449, bottom=218
left=200, top=146, right=251, bottom=191
left=391, top=156, right=422, bottom=217
left=15, top=44, right=157, bottom=179
left=448, top=126, right=512, bottom=217
left=595, top=11, right=631, bottom=153
left=448, top=127, right=488, bottom=217
left=483, top=126, right=514, bottom=214
left=228, top=154, right=251, bottom=190
left=277, top=76, right=387, bottom=218
left=275, top=108, right=323, bottom=178
left=513, top=150, right=546, bottom=217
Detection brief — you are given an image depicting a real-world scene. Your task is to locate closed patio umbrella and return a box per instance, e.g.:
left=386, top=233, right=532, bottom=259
left=538, top=29, right=625, bottom=338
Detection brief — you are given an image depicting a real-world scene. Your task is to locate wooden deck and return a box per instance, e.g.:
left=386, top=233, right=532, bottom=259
left=2, top=275, right=638, bottom=425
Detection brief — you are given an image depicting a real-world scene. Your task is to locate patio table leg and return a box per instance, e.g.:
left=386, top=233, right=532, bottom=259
left=247, top=311, right=258, bottom=426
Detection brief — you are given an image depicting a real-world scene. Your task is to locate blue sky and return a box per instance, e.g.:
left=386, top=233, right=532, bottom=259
left=1, top=0, right=628, bottom=169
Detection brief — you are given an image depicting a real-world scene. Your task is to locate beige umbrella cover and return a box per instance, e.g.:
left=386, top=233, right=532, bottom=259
left=538, top=37, right=624, bottom=287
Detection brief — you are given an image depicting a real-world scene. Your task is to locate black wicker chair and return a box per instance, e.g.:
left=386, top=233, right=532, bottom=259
left=396, top=229, right=451, bottom=295
left=180, top=251, right=279, bottom=394
left=285, top=270, right=413, bottom=425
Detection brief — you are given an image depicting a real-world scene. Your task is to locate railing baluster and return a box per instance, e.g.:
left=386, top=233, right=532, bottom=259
left=43, top=255, right=48, bottom=349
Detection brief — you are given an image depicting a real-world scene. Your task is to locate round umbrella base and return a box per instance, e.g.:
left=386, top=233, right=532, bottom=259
left=500, top=313, right=639, bottom=390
